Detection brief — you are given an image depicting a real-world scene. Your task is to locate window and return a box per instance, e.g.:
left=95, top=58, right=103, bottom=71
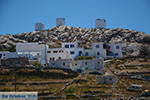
left=34, top=58, right=38, bottom=60
left=53, top=58, right=55, bottom=61
left=47, top=51, right=51, bottom=53
left=37, top=53, right=39, bottom=55
left=0, top=54, right=2, bottom=58
left=115, top=53, right=119, bottom=56
left=58, top=57, right=61, bottom=59
left=63, top=62, right=65, bottom=66
left=98, top=62, right=100, bottom=64
left=109, top=78, right=112, bottom=81
left=79, top=51, right=82, bottom=56
left=96, top=45, right=99, bottom=48
left=103, top=44, right=106, bottom=49
left=59, top=50, right=64, bottom=53
left=85, top=62, right=87, bottom=65
left=53, top=51, right=58, bottom=53
left=52, top=63, right=54, bottom=66
left=75, top=63, right=77, bottom=66
left=85, top=52, right=89, bottom=56
left=50, top=58, right=52, bottom=61
left=65, top=45, right=69, bottom=48
left=70, top=51, right=75, bottom=54
left=3, top=54, right=5, bottom=56
left=70, top=44, right=75, bottom=48
left=97, top=52, right=100, bottom=56
left=116, top=46, right=120, bottom=49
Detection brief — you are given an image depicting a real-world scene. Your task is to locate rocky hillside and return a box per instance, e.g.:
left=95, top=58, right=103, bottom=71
left=0, top=26, right=150, bottom=55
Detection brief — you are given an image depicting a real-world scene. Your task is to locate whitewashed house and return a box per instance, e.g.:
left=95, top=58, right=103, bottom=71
left=16, top=42, right=48, bottom=60
left=0, top=51, right=11, bottom=59
left=49, top=58, right=104, bottom=74
left=70, top=58, right=104, bottom=73
left=0, top=51, right=31, bottom=60
left=40, top=40, right=84, bottom=65
left=49, top=59, right=73, bottom=68
left=61, top=40, right=84, bottom=59
left=107, top=43, right=122, bottom=58
left=84, top=42, right=106, bottom=58
left=40, top=48, right=71, bottom=65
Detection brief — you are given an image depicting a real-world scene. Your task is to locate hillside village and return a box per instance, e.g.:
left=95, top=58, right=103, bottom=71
left=0, top=18, right=150, bottom=99
left=0, top=18, right=123, bottom=73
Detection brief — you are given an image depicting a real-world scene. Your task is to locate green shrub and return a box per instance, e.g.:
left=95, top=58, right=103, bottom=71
left=64, top=86, right=77, bottom=93
left=121, top=79, right=125, bottom=82
left=139, top=46, right=150, bottom=57
left=75, top=56, right=93, bottom=60
left=85, top=56, right=93, bottom=60
left=31, top=61, right=41, bottom=67
left=5, top=45, right=16, bottom=52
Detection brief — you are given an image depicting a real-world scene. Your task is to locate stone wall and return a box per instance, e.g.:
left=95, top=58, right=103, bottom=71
left=97, top=75, right=119, bottom=84
left=1, top=57, right=29, bottom=67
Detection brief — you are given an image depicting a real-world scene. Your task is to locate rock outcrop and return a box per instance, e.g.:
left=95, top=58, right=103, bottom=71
left=0, top=26, right=150, bottom=55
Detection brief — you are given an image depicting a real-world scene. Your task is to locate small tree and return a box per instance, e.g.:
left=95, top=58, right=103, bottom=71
left=139, top=45, right=150, bottom=57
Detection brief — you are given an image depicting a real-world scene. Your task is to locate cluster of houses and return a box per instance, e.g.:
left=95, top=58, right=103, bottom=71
left=0, top=18, right=122, bottom=73
left=0, top=40, right=122, bottom=73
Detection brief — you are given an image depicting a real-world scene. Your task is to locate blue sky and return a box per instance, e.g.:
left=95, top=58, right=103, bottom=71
left=0, top=0, right=150, bottom=35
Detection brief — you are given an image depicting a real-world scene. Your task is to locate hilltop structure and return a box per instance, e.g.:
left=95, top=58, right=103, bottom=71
left=35, top=22, right=45, bottom=31
left=56, top=18, right=65, bottom=26
left=95, top=19, right=106, bottom=28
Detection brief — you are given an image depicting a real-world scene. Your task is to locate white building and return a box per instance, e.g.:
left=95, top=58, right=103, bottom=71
left=107, top=43, right=122, bottom=58
left=16, top=42, right=48, bottom=60
left=40, top=40, right=84, bottom=65
left=0, top=51, right=11, bottom=59
left=49, top=58, right=104, bottom=74
left=70, top=58, right=104, bottom=73
left=35, top=22, right=45, bottom=31
left=95, top=19, right=106, bottom=28
left=16, top=42, right=47, bottom=52
left=41, top=48, right=71, bottom=65
left=61, top=40, right=84, bottom=59
left=40, top=40, right=122, bottom=65
left=56, top=18, right=65, bottom=26
left=0, top=51, right=29, bottom=60
left=84, top=42, right=106, bottom=58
